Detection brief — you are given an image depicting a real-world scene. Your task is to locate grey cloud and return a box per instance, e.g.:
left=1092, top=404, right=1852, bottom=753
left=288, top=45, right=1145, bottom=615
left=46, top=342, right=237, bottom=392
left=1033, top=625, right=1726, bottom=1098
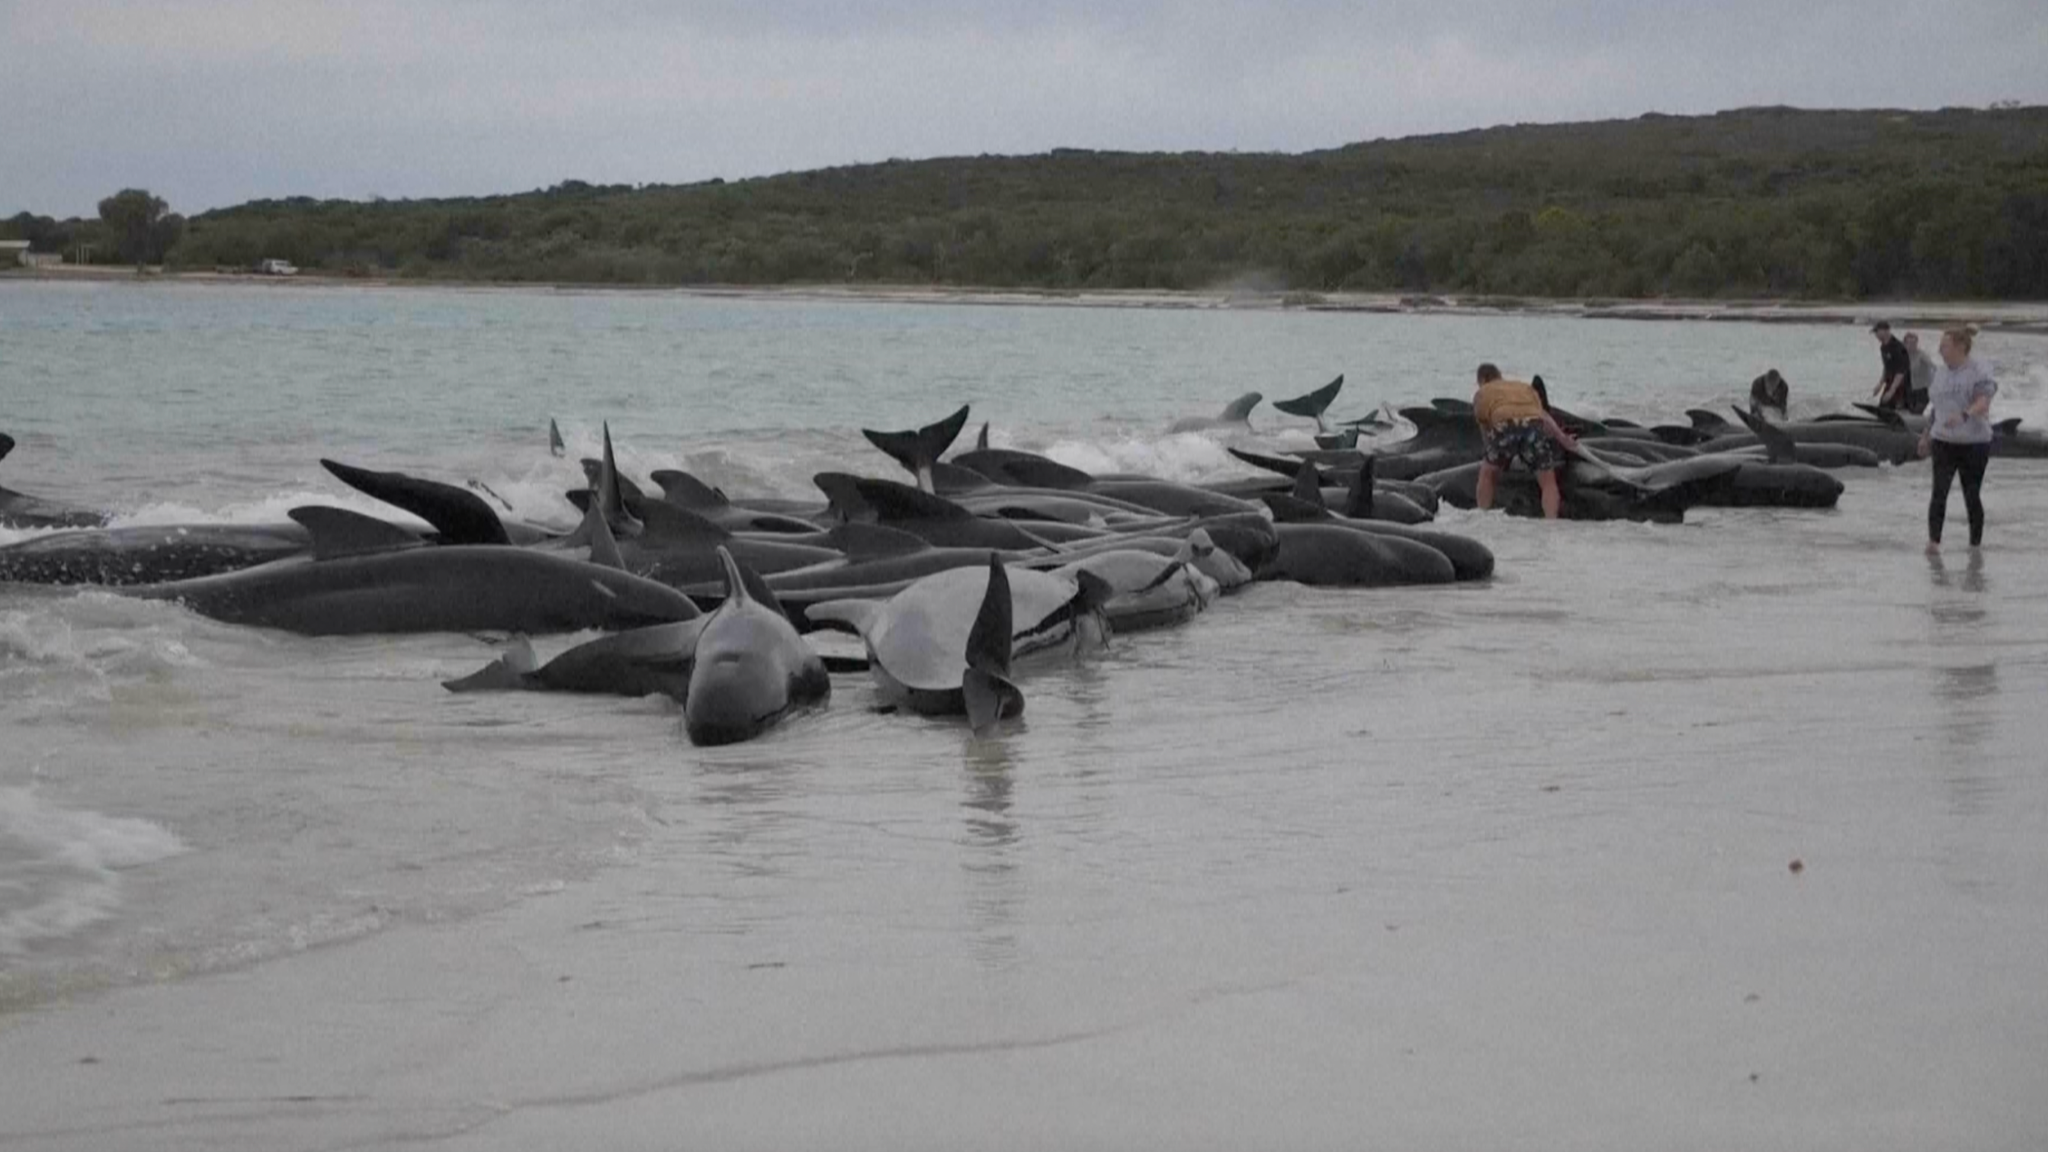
left=4, top=0, right=2044, bottom=216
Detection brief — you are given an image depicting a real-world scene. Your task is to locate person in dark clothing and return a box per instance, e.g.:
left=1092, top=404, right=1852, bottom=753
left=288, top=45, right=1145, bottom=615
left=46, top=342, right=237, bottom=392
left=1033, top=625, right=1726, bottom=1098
left=1749, top=369, right=1789, bottom=419
left=1902, top=333, right=1934, bottom=415
left=1871, top=321, right=1912, bottom=410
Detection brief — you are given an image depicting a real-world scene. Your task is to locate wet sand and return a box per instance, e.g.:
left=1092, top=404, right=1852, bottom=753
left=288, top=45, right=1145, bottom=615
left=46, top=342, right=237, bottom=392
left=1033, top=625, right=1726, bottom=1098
left=3, top=460, right=2045, bottom=1151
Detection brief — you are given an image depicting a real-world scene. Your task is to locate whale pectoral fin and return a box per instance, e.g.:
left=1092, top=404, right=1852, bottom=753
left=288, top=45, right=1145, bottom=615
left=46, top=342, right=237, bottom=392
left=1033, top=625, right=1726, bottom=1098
left=443, top=636, right=540, bottom=693
left=805, top=598, right=883, bottom=637
left=320, top=459, right=509, bottom=546
left=1227, top=446, right=1302, bottom=478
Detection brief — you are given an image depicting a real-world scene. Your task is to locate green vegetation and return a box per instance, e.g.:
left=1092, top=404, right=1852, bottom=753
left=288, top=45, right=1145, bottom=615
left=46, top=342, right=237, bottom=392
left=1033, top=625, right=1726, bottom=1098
left=9, top=106, right=2047, bottom=297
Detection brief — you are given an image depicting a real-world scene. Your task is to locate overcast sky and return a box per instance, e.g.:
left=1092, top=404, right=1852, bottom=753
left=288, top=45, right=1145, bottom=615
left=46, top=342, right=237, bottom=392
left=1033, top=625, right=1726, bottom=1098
left=5, top=0, right=2045, bottom=217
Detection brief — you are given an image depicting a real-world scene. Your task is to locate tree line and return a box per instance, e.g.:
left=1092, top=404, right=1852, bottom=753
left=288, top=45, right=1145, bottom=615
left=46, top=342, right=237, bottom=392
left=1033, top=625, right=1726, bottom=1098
left=8, top=106, right=2046, bottom=298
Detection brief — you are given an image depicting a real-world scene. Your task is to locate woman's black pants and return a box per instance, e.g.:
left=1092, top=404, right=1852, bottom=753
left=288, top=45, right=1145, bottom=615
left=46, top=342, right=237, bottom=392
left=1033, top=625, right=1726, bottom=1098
left=1929, top=439, right=1991, bottom=546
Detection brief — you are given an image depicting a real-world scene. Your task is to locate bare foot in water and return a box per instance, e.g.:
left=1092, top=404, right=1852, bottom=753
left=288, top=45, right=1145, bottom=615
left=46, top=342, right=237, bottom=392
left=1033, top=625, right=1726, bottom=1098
left=1925, top=540, right=1941, bottom=556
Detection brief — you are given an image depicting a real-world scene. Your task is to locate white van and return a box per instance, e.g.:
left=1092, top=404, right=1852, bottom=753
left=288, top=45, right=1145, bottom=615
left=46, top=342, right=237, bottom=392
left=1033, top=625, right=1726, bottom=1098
left=256, top=258, right=299, bottom=276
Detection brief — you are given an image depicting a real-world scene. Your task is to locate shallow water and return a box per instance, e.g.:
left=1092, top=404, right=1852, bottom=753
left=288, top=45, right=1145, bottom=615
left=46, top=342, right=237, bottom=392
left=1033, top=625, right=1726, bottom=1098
left=3, top=280, right=2047, bottom=1148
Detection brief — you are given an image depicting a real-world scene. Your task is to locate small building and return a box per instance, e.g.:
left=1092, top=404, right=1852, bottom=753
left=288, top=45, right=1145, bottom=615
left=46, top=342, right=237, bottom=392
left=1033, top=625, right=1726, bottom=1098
left=0, top=239, right=28, bottom=266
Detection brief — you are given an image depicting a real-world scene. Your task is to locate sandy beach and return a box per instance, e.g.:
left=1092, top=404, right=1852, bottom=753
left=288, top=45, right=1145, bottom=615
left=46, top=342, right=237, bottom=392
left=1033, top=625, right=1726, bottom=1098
left=10, top=262, right=2047, bottom=333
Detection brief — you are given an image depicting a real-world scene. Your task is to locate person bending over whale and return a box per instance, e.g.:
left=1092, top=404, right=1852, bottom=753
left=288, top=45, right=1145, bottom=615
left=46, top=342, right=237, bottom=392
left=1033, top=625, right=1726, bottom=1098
left=1749, top=369, right=1789, bottom=420
left=1473, top=363, right=1578, bottom=519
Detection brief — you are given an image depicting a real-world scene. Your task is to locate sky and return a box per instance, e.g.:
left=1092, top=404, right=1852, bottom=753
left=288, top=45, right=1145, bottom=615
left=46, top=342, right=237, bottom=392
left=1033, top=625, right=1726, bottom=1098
left=4, top=0, right=2045, bottom=217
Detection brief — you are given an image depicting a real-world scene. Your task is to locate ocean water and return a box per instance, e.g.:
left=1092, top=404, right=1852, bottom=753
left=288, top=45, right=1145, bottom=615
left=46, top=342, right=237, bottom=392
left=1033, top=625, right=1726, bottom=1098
left=3, top=279, right=2048, bottom=1148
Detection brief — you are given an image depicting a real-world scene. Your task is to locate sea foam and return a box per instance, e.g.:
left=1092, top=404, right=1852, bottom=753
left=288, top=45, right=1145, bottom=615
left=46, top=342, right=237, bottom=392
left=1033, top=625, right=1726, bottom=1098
left=0, top=788, right=186, bottom=956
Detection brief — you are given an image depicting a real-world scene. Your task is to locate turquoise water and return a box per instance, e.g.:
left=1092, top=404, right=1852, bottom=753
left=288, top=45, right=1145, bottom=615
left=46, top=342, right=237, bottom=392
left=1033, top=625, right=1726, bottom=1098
left=3, top=279, right=2047, bottom=1147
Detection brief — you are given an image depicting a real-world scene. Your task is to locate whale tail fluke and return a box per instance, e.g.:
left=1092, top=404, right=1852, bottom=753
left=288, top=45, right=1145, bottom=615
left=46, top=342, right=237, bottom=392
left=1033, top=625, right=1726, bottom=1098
left=863, top=405, right=971, bottom=493
left=1272, top=375, right=1345, bottom=432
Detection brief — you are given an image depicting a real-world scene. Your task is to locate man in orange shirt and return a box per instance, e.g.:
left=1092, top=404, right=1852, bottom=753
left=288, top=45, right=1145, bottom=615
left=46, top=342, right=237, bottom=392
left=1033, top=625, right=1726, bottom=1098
left=1473, top=363, right=1579, bottom=519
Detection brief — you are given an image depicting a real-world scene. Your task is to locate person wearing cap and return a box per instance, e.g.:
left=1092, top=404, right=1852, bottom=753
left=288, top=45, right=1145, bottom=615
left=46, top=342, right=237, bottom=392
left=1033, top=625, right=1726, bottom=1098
left=1472, top=363, right=1578, bottom=519
left=1871, top=321, right=1912, bottom=411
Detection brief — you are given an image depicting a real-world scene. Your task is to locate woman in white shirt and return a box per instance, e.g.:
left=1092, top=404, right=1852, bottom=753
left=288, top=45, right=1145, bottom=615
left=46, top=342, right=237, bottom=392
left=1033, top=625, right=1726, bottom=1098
left=1916, top=326, right=1998, bottom=554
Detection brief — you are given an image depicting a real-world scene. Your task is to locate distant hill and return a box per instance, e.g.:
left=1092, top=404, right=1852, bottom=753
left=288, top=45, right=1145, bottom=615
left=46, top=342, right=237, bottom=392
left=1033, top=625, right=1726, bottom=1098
left=36, top=105, right=2048, bottom=298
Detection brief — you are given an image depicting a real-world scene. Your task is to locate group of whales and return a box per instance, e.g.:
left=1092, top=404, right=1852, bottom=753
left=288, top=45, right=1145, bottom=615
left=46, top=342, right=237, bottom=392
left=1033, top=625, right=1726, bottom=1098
left=0, top=401, right=1495, bottom=744
left=1177, top=373, right=2048, bottom=523
left=7, top=373, right=2039, bottom=740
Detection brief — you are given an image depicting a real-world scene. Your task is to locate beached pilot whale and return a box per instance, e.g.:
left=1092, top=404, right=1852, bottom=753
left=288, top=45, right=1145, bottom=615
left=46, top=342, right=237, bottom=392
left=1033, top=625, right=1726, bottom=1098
left=683, top=547, right=832, bottom=745
left=128, top=502, right=699, bottom=636
left=0, top=522, right=315, bottom=585
left=444, top=547, right=831, bottom=746
left=0, top=432, right=113, bottom=530
left=809, top=555, right=1110, bottom=734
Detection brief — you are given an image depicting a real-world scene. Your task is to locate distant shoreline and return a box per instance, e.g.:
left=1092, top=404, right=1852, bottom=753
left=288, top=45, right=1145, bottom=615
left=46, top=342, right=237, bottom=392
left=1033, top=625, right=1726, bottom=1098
left=8, top=264, right=2047, bottom=333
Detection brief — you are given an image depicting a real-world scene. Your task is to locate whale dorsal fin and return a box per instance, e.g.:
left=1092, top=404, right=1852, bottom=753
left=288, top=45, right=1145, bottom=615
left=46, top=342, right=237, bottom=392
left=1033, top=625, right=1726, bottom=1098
left=1994, top=417, right=2022, bottom=435
left=596, top=423, right=640, bottom=536
left=289, top=505, right=425, bottom=560
left=962, top=555, right=1019, bottom=737
left=1289, top=460, right=1327, bottom=510
left=1218, top=392, right=1263, bottom=423
left=548, top=419, right=565, bottom=457
left=715, top=545, right=783, bottom=616
left=649, top=469, right=729, bottom=511
left=827, top=522, right=928, bottom=559
left=853, top=477, right=974, bottom=522
left=639, top=499, right=732, bottom=543
left=559, top=488, right=626, bottom=569
left=813, top=473, right=872, bottom=523
left=929, top=460, right=994, bottom=494
left=1731, top=405, right=1797, bottom=464
left=1259, top=492, right=1332, bottom=523
left=0, top=432, right=14, bottom=464
left=976, top=422, right=990, bottom=450
left=953, top=450, right=1094, bottom=491
left=1344, top=455, right=1376, bottom=519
